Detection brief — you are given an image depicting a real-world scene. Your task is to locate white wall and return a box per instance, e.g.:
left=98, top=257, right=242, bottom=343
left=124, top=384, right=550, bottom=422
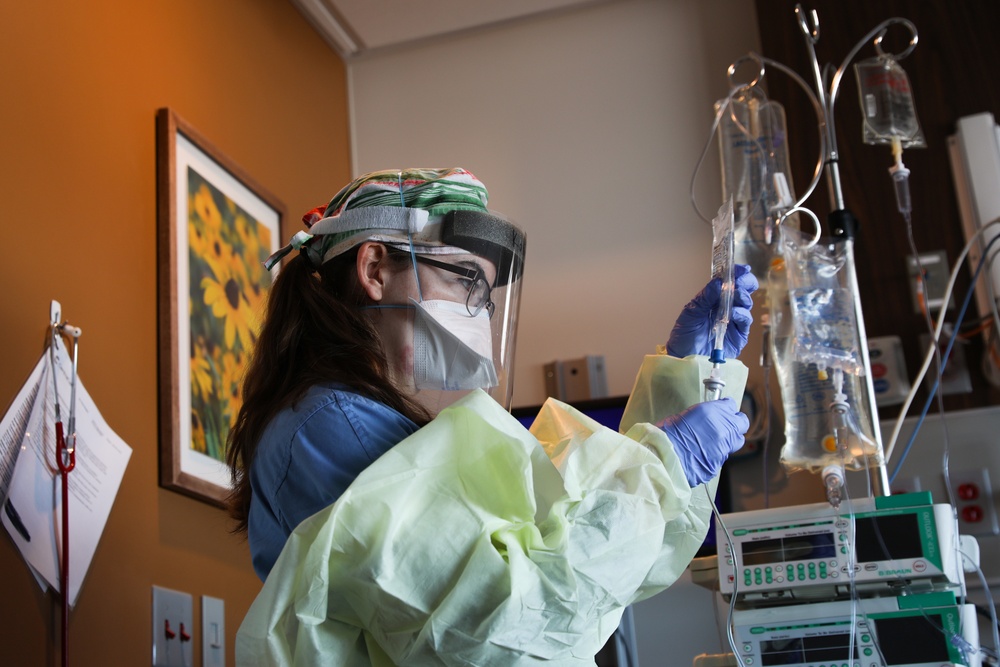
left=349, top=0, right=763, bottom=408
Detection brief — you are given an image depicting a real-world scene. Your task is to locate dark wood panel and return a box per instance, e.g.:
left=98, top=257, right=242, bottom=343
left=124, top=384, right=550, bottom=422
left=754, top=0, right=1000, bottom=417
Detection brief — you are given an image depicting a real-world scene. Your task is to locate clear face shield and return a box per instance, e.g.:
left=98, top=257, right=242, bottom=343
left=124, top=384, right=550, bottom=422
left=401, top=209, right=525, bottom=415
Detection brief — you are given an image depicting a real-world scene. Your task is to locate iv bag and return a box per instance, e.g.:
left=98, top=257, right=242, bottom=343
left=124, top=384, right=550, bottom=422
left=769, top=228, right=879, bottom=474
left=716, top=91, right=797, bottom=278
left=854, top=56, right=926, bottom=148
left=783, top=232, right=864, bottom=375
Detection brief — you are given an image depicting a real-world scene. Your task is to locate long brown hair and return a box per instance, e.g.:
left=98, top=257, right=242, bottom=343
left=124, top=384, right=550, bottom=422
left=226, top=248, right=430, bottom=533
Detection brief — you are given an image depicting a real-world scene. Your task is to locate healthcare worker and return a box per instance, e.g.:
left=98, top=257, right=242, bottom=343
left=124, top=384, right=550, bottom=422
left=228, top=167, right=757, bottom=666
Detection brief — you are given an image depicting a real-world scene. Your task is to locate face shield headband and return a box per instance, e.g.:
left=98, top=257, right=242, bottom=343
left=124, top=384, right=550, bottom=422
left=265, top=207, right=525, bottom=287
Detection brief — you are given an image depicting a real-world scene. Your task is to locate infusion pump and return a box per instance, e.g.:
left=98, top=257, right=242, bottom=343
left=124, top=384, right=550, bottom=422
left=717, top=492, right=963, bottom=605
left=731, top=591, right=979, bottom=667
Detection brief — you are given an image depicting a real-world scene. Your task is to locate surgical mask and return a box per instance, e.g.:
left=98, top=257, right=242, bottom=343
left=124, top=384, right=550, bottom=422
left=411, top=298, right=498, bottom=391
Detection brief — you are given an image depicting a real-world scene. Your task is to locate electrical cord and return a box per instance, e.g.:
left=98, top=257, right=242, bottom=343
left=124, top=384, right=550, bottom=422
left=884, top=219, right=1000, bottom=464
left=889, top=232, right=1000, bottom=482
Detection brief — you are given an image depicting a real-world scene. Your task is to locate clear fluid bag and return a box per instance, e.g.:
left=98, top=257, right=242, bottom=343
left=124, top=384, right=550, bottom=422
left=854, top=55, right=926, bottom=148
left=784, top=231, right=864, bottom=375
left=717, top=91, right=797, bottom=278
left=769, top=228, right=879, bottom=473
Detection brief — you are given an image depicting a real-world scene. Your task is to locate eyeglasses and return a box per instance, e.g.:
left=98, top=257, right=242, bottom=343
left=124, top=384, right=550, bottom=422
left=408, top=253, right=495, bottom=318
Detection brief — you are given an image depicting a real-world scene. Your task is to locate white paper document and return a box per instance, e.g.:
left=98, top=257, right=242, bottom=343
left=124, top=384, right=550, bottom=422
left=1, top=339, right=132, bottom=607
left=0, top=353, right=45, bottom=502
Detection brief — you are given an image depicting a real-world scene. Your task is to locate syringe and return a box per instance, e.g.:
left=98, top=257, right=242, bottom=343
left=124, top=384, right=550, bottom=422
left=704, top=198, right=736, bottom=401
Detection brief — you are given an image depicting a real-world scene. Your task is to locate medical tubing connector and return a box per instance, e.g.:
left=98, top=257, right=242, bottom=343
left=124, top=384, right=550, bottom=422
left=822, top=464, right=846, bottom=509
left=703, top=367, right=726, bottom=402
left=889, top=136, right=912, bottom=217
left=830, top=368, right=849, bottom=430
left=824, top=368, right=849, bottom=509
left=710, top=333, right=727, bottom=365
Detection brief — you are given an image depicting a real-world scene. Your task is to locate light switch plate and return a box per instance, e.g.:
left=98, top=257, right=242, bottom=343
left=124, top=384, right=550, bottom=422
left=152, top=585, right=193, bottom=667
left=202, top=595, right=226, bottom=667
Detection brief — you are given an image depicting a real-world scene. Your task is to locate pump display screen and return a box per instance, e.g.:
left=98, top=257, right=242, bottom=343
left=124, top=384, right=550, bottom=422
left=873, top=615, right=950, bottom=664
left=759, top=634, right=857, bottom=665
left=741, top=533, right=836, bottom=566
left=855, top=514, right=923, bottom=562
left=738, top=513, right=924, bottom=567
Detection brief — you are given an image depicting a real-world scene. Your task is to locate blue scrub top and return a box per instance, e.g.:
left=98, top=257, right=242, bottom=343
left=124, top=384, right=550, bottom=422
left=248, top=384, right=420, bottom=580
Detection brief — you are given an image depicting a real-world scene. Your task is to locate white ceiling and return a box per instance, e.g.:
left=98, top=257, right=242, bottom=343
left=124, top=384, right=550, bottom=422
left=291, top=0, right=619, bottom=60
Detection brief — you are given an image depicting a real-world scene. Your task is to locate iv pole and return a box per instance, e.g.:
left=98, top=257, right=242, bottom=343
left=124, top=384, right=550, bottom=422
left=792, top=4, right=920, bottom=498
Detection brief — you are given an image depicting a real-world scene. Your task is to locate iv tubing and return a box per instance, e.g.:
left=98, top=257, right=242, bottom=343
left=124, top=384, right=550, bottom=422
left=892, top=141, right=962, bottom=515
left=708, top=487, right=746, bottom=667
left=689, top=85, right=770, bottom=224
left=889, top=233, right=1000, bottom=480
left=691, top=53, right=827, bottom=224
left=884, top=219, right=1000, bottom=464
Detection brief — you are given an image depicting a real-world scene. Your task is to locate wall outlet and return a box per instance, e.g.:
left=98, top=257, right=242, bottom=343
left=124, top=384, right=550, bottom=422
left=868, top=336, right=911, bottom=406
left=153, top=586, right=193, bottom=667
left=949, top=468, right=1000, bottom=537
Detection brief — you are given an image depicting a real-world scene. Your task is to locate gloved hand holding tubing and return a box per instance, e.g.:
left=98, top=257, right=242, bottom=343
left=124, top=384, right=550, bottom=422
left=667, top=264, right=758, bottom=359
left=661, top=398, right=749, bottom=486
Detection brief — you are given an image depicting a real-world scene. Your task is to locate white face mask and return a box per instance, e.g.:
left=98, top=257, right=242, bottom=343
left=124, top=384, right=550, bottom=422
left=411, top=298, right=498, bottom=391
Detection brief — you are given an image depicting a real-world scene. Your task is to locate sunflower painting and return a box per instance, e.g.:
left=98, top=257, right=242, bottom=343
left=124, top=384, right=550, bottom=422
left=187, top=166, right=272, bottom=462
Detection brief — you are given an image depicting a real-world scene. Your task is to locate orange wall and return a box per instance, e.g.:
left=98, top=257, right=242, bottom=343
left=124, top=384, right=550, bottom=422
left=0, top=1, right=350, bottom=664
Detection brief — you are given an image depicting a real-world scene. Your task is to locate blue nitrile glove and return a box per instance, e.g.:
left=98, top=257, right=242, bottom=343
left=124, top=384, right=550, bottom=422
left=661, top=398, right=749, bottom=487
left=666, top=264, right=759, bottom=359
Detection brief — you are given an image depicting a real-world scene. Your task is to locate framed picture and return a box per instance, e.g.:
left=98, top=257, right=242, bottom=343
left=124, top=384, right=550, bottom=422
left=156, top=108, right=286, bottom=506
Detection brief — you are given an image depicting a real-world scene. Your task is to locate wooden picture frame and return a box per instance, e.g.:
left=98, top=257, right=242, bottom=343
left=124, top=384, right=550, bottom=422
left=156, top=108, right=286, bottom=506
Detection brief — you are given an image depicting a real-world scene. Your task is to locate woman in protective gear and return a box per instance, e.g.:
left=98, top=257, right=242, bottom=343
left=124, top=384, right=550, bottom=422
left=227, top=167, right=758, bottom=666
